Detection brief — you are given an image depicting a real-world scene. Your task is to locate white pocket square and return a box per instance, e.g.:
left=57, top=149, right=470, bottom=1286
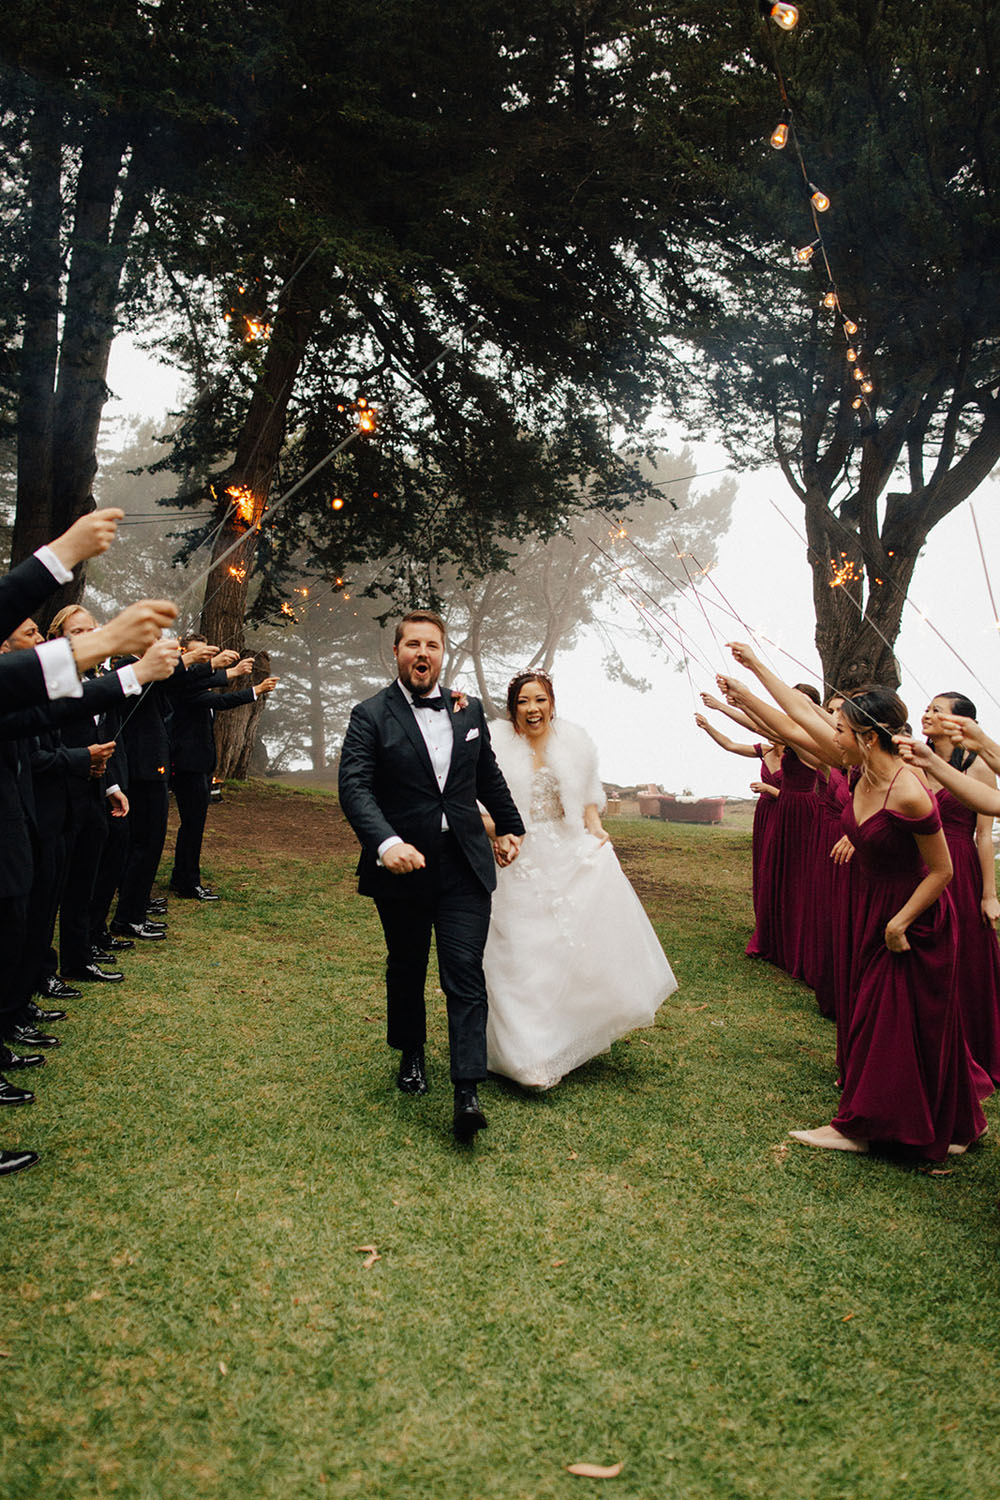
left=465, top=726, right=480, bottom=741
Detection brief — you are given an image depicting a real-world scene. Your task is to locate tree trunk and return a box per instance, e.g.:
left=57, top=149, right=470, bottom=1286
left=202, top=282, right=317, bottom=778
left=12, top=96, right=63, bottom=569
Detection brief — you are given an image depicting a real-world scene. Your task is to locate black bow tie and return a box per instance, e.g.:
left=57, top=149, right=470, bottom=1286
left=411, top=695, right=445, bottom=710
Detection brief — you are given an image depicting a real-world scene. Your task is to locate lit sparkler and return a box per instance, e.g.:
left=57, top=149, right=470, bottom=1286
left=225, top=485, right=256, bottom=526
left=828, top=556, right=860, bottom=589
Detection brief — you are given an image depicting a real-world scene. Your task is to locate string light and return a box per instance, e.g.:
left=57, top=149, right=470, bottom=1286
left=861, top=379, right=874, bottom=394
left=765, top=1, right=799, bottom=27
left=843, top=318, right=858, bottom=336
left=852, top=396, right=864, bottom=410
left=809, top=184, right=830, bottom=212
left=770, top=117, right=790, bottom=149
left=853, top=366, right=865, bottom=382
left=794, top=242, right=817, bottom=264
left=332, top=497, right=345, bottom=511
left=845, top=346, right=858, bottom=363
left=821, top=289, right=838, bottom=309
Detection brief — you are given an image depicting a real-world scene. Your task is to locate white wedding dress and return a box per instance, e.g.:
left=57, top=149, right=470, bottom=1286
left=484, top=722, right=677, bottom=1088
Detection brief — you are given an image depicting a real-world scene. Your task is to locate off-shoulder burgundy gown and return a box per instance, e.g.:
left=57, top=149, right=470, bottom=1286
left=832, top=780, right=990, bottom=1159
left=936, top=784, right=1000, bottom=1087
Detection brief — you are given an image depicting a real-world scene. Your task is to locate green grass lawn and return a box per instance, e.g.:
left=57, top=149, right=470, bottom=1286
left=3, top=795, right=999, bottom=1500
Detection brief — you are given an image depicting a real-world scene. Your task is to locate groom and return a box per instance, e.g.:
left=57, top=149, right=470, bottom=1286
left=338, top=611, right=524, bottom=1142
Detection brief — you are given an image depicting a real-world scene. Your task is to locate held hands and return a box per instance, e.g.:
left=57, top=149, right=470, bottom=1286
left=227, top=656, right=255, bottom=679
left=255, top=676, right=279, bottom=696
left=492, top=832, right=523, bottom=867
left=383, top=843, right=426, bottom=875
left=893, top=734, right=934, bottom=769
left=212, top=649, right=240, bottom=669
left=694, top=713, right=709, bottom=731
left=716, top=673, right=749, bottom=707
left=939, top=714, right=989, bottom=753
left=699, top=692, right=725, bottom=711
left=182, top=641, right=219, bottom=665
left=48, top=508, right=125, bottom=570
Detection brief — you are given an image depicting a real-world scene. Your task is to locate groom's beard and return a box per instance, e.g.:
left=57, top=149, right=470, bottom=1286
left=399, top=661, right=441, bottom=697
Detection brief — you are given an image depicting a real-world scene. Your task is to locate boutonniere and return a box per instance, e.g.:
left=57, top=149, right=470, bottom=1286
left=450, top=689, right=468, bottom=714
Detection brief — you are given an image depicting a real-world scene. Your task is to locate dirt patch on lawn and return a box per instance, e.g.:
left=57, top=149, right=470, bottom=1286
left=169, top=780, right=359, bottom=868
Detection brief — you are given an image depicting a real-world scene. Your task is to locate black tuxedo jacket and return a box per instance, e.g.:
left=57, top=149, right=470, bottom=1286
left=0, top=554, right=60, bottom=642
left=168, top=676, right=255, bottom=775
left=338, top=683, right=524, bottom=900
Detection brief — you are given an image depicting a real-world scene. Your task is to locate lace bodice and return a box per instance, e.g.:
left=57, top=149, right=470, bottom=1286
left=530, top=766, right=565, bottom=824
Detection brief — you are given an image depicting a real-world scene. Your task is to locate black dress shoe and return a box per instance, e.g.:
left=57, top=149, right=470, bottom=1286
left=99, top=932, right=134, bottom=952
left=111, top=921, right=166, bottom=941
left=171, top=884, right=221, bottom=902
left=64, top=963, right=124, bottom=984
left=0, top=1044, right=44, bottom=1070
left=0, top=1076, right=34, bottom=1105
left=6, top=1024, right=60, bottom=1049
left=90, top=946, right=114, bottom=962
left=453, top=1084, right=488, bottom=1143
left=147, top=898, right=168, bottom=914
left=397, top=1047, right=428, bottom=1095
left=0, top=1148, right=39, bottom=1176
left=27, top=1000, right=67, bottom=1023
left=38, top=975, right=81, bottom=1001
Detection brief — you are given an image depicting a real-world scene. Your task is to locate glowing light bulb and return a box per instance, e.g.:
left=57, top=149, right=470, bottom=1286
left=843, top=318, right=858, bottom=335
left=810, top=184, right=830, bottom=212
left=821, top=290, right=837, bottom=310
left=852, top=397, right=863, bottom=410
left=332, top=497, right=345, bottom=511
left=846, top=346, right=857, bottom=363
left=794, top=243, right=815, bottom=264
left=770, top=3, right=799, bottom=29
left=861, top=380, right=874, bottom=394
left=770, top=119, right=789, bottom=150
left=853, top=367, right=864, bottom=382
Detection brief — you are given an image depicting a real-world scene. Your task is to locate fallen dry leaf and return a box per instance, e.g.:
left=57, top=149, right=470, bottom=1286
left=568, top=1151, right=579, bottom=1161
left=567, top=1462, right=624, bottom=1479
left=841, top=1312, right=854, bottom=1323
left=551, top=1259, right=567, bottom=1268
left=355, top=1245, right=381, bottom=1270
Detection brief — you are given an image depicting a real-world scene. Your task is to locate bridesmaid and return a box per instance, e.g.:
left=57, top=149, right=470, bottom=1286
left=919, top=692, right=1000, bottom=1086
left=694, top=711, right=782, bottom=961
left=722, top=652, right=991, bottom=1159
left=810, top=695, right=850, bottom=1024
left=767, top=688, right=823, bottom=985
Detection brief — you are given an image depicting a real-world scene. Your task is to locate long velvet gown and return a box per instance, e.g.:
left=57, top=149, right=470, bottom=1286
left=768, top=748, right=821, bottom=982
left=745, top=745, right=781, bottom=961
left=936, top=784, right=1000, bottom=1087
left=832, top=779, right=991, bottom=1159
left=809, top=767, right=847, bottom=1020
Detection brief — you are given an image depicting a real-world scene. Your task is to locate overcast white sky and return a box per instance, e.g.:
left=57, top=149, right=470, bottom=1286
left=104, top=335, right=1000, bottom=797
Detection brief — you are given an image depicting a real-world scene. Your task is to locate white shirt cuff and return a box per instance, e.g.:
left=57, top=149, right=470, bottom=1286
left=377, top=835, right=404, bottom=866
left=36, top=637, right=83, bottom=699
left=106, top=783, right=121, bottom=797
left=116, top=664, right=142, bottom=696
left=34, top=545, right=74, bottom=585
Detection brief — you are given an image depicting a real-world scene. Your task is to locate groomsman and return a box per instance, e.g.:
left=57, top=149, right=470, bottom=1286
left=338, top=610, right=524, bottom=1142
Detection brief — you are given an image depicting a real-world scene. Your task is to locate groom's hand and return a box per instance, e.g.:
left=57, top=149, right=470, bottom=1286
left=382, top=842, right=426, bottom=874
left=493, top=833, right=522, bottom=868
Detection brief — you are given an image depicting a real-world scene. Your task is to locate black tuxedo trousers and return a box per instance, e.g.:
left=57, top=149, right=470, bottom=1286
left=374, top=831, right=491, bottom=1083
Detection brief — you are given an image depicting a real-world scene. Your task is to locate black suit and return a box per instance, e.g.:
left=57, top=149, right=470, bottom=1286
left=168, top=676, right=255, bottom=891
left=339, top=683, right=524, bottom=1082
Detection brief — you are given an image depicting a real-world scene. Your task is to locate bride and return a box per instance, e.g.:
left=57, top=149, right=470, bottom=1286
left=482, top=671, right=677, bottom=1088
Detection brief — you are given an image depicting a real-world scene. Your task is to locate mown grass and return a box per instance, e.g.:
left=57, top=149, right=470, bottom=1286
left=2, top=802, right=999, bottom=1500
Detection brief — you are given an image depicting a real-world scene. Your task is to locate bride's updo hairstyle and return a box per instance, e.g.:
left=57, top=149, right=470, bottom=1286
left=506, top=670, right=555, bottom=729
left=840, top=686, right=908, bottom=755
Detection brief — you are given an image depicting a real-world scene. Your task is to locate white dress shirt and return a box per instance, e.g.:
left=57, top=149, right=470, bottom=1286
left=377, top=680, right=454, bottom=862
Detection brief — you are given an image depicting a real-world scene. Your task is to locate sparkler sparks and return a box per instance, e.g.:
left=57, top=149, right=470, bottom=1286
left=228, top=565, right=247, bottom=581
left=828, top=555, right=860, bottom=589
left=225, top=485, right=256, bottom=526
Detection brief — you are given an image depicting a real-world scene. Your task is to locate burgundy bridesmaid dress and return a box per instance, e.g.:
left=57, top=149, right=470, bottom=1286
left=809, top=767, right=846, bottom=1019
left=832, top=779, right=990, bottom=1159
left=746, top=744, right=781, bottom=960
left=768, top=748, right=821, bottom=981
left=936, top=784, right=1000, bottom=1087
